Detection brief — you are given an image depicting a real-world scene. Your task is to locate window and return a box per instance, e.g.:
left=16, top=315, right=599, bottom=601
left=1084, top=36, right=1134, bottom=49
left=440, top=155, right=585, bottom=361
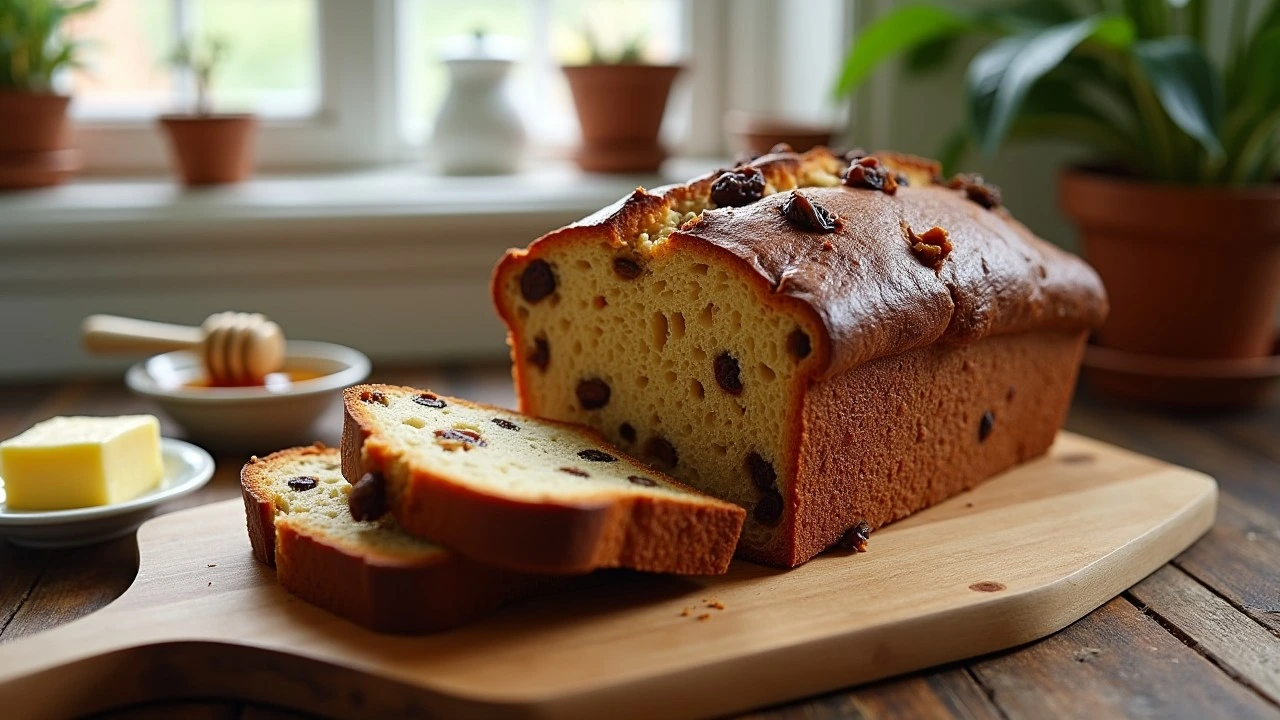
left=60, top=0, right=851, bottom=173
left=67, top=0, right=320, bottom=120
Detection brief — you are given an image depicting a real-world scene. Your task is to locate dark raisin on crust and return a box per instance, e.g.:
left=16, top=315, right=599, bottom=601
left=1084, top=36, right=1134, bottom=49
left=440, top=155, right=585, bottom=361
left=529, top=336, right=550, bottom=371
left=779, top=191, right=842, bottom=233
left=612, top=256, right=643, bottom=280
left=714, top=352, right=744, bottom=394
left=753, top=491, right=784, bottom=525
left=842, top=156, right=898, bottom=195
left=1006, top=386, right=1017, bottom=402
left=979, top=410, right=995, bottom=442
left=908, top=225, right=953, bottom=271
left=746, top=452, right=778, bottom=492
left=628, top=475, right=658, bottom=487
left=710, top=166, right=766, bottom=208
left=835, top=520, right=873, bottom=552
left=619, top=422, right=637, bottom=443
left=520, top=259, right=556, bottom=303
left=348, top=472, right=386, bottom=521
left=644, top=436, right=679, bottom=469
left=559, top=467, right=590, bottom=477
left=788, top=329, right=811, bottom=360
left=434, top=428, right=486, bottom=451
left=413, top=393, right=447, bottom=409
left=492, top=417, right=520, bottom=431
left=287, top=476, right=318, bottom=492
left=947, top=173, right=1002, bottom=209
left=576, top=378, right=611, bottom=410
left=578, top=448, right=617, bottom=462
left=360, top=389, right=389, bottom=406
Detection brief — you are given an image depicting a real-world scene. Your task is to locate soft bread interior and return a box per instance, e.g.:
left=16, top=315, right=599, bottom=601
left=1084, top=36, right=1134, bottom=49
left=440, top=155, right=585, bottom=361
left=501, top=234, right=823, bottom=551
left=256, top=448, right=445, bottom=563
left=352, top=388, right=720, bottom=505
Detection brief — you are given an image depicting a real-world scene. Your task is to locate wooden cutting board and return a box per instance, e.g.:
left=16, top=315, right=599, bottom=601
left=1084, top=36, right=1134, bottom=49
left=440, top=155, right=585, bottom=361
left=0, top=432, right=1216, bottom=720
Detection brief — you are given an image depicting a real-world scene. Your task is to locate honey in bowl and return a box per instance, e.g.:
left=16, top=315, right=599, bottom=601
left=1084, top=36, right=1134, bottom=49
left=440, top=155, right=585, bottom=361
left=181, top=368, right=328, bottom=392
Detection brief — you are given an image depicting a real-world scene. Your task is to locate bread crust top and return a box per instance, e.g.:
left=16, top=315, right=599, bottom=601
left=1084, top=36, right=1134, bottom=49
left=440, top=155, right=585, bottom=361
left=496, top=147, right=1107, bottom=379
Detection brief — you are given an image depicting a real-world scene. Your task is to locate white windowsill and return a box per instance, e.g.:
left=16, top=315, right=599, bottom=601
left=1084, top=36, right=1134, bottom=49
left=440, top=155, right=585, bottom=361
left=0, top=159, right=723, bottom=244
left=0, top=159, right=725, bottom=380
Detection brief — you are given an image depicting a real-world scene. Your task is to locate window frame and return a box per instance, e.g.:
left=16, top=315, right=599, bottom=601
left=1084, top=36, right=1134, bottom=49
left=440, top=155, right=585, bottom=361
left=68, top=0, right=853, bottom=174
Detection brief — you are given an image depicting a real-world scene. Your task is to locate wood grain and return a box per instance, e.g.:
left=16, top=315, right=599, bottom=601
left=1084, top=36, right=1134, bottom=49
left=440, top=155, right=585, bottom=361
left=968, top=597, right=1278, bottom=720
left=1175, top=495, right=1280, bottom=638
left=1129, top=565, right=1280, bottom=705
left=0, top=433, right=1216, bottom=720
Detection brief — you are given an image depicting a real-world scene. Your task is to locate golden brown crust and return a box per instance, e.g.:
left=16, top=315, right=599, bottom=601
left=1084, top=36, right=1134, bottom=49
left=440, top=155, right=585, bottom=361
left=341, top=384, right=745, bottom=575
left=493, top=147, right=1107, bottom=381
left=744, top=329, right=1088, bottom=567
left=240, top=445, right=541, bottom=634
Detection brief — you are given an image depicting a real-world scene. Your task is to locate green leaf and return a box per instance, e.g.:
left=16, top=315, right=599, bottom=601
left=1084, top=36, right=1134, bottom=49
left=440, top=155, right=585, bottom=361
left=967, top=16, right=1105, bottom=156
left=1134, top=37, right=1224, bottom=156
left=904, top=34, right=960, bottom=75
left=835, top=5, right=970, bottom=97
left=1091, top=15, right=1136, bottom=49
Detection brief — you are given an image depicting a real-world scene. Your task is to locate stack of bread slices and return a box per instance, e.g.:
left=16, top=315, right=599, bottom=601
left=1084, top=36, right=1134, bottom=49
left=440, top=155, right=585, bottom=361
left=242, top=384, right=746, bottom=633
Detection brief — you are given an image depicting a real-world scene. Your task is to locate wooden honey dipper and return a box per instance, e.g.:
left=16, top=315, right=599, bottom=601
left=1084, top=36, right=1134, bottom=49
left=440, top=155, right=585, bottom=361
left=82, top=312, right=286, bottom=385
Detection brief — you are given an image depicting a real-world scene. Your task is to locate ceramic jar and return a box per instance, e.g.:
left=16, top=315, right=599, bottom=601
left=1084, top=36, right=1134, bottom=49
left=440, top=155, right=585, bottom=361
left=430, top=34, right=526, bottom=175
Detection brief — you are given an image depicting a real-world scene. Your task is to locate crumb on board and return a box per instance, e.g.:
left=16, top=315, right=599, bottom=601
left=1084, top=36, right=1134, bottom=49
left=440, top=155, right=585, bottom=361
left=697, top=613, right=711, bottom=621
left=706, top=599, right=725, bottom=610
left=680, top=607, right=691, bottom=617
left=207, top=564, right=217, bottom=568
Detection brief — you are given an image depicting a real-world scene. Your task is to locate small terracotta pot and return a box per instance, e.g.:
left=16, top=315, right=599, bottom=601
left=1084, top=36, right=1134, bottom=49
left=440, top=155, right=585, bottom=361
left=0, top=91, right=79, bottom=190
left=1060, top=168, right=1280, bottom=359
left=159, top=114, right=258, bottom=186
left=725, top=111, right=834, bottom=156
left=563, top=64, right=681, bottom=173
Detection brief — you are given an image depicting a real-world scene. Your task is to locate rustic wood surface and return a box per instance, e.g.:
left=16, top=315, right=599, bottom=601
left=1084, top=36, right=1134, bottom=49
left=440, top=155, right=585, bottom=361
left=0, top=365, right=1276, bottom=720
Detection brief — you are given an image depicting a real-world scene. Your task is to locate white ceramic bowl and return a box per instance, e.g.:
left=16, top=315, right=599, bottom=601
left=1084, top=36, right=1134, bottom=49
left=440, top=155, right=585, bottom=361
left=126, top=340, right=370, bottom=452
left=0, top=437, right=214, bottom=548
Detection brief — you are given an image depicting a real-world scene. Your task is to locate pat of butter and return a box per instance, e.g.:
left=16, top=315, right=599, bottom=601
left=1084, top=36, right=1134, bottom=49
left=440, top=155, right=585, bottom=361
left=0, top=415, right=164, bottom=511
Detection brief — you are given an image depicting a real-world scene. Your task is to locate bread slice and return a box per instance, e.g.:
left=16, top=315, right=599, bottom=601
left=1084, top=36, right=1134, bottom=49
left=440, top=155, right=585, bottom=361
left=340, top=384, right=746, bottom=575
left=241, top=444, right=539, bottom=633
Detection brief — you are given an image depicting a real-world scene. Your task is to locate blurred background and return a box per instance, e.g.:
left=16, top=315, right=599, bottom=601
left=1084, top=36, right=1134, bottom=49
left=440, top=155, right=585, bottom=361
left=2, top=0, right=1277, bottom=408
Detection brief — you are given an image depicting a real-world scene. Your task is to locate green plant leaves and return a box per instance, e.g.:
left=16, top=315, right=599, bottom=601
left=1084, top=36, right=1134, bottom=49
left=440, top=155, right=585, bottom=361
left=967, top=16, right=1108, bottom=155
left=1133, top=37, right=1224, bottom=157
left=834, top=5, right=970, bottom=96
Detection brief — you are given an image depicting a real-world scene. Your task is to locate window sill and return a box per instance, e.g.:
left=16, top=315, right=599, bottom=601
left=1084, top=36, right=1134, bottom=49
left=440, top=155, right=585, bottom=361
left=0, top=159, right=724, bottom=379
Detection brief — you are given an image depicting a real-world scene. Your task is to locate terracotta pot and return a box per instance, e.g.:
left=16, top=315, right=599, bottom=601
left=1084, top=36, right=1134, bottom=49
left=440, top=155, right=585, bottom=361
left=159, top=114, right=258, bottom=186
left=0, top=91, right=79, bottom=190
left=1060, top=168, right=1280, bottom=359
left=562, top=64, right=681, bottom=173
left=724, top=111, right=834, bottom=156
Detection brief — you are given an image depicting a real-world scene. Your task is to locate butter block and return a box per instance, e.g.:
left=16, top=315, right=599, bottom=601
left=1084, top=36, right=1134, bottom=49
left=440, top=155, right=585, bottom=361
left=0, top=415, right=164, bottom=511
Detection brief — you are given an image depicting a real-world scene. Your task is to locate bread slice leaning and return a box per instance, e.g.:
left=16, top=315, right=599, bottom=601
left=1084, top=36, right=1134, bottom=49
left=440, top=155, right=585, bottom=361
left=241, top=444, right=539, bottom=633
left=341, top=385, right=746, bottom=575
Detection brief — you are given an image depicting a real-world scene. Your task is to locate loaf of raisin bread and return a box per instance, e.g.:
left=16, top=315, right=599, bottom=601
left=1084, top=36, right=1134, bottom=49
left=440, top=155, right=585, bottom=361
left=340, top=385, right=746, bottom=575
left=242, top=444, right=539, bottom=633
left=492, top=146, right=1108, bottom=567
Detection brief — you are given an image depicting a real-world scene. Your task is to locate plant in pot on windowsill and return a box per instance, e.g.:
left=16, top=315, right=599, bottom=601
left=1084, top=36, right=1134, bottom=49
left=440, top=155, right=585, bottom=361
left=839, top=1, right=1280, bottom=407
left=158, top=36, right=256, bottom=186
left=562, top=30, right=682, bottom=173
left=0, top=0, right=97, bottom=190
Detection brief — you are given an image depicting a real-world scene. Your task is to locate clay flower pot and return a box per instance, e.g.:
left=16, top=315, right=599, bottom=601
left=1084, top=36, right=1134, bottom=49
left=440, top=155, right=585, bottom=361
left=725, top=111, right=835, bottom=156
left=159, top=114, right=258, bottom=186
left=562, top=64, right=682, bottom=173
left=0, top=90, right=79, bottom=190
left=1061, top=169, right=1280, bottom=360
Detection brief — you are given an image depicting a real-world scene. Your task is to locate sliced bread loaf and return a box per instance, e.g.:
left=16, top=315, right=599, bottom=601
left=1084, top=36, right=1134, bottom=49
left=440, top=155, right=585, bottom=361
left=340, top=384, right=746, bottom=575
left=241, top=444, right=538, bottom=633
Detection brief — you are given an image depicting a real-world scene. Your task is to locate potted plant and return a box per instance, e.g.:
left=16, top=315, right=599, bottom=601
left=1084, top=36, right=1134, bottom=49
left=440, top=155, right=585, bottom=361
left=0, top=0, right=96, bottom=190
left=562, top=30, right=682, bottom=173
left=158, top=36, right=256, bottom=186
left=838, top=1, right=1280, bottom=405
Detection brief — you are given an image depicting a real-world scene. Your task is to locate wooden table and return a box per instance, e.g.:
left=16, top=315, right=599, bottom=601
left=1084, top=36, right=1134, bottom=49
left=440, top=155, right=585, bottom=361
left=2, top=365, right=1277, bottom=720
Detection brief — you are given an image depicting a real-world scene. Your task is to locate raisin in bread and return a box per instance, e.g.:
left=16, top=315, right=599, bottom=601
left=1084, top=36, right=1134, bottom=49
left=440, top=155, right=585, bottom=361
left=492, top=146, right=1108, bottom=567
left=242, top=444, right=538, bottom=633
left=340, top=385, right=746, bottom=575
